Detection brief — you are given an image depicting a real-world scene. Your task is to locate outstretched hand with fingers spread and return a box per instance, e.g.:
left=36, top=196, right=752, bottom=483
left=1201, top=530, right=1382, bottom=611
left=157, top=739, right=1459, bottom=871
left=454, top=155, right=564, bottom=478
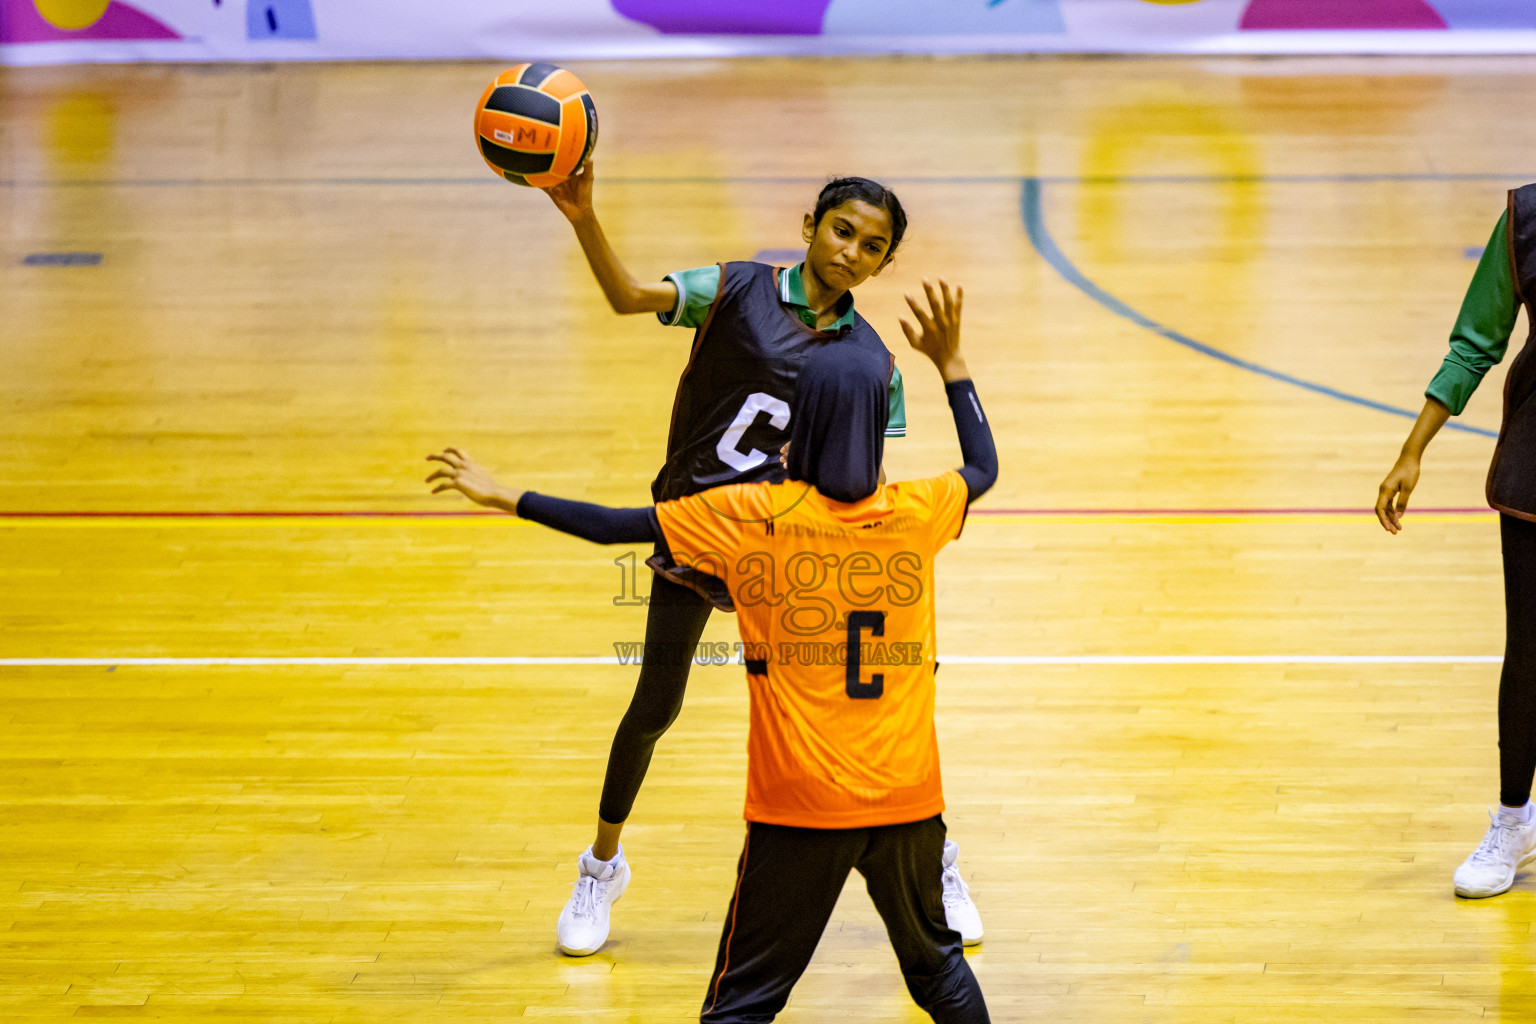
left=900, top=277, right=967, bottom=382
left=425, top=448, right=522, bottom=512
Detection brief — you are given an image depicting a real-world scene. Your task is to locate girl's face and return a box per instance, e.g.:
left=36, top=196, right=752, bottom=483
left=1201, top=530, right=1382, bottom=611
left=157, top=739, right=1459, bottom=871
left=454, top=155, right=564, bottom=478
left=801, top=199, right=895, bottom=293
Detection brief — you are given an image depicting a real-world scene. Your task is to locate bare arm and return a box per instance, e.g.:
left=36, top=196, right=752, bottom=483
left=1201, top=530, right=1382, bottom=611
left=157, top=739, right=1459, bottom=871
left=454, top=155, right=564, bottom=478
left=543, top=163, right=678, bottom=316
left=1375, top=398, right=1452, bottom=534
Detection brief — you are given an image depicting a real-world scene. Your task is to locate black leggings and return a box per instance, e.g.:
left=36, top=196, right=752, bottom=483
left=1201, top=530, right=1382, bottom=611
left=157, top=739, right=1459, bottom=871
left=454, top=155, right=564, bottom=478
left=1500, top=514, right=1536, bottom=807
left=700, top=816, right=988, bottom=1024
left=598, top=572, right=714, bottom=825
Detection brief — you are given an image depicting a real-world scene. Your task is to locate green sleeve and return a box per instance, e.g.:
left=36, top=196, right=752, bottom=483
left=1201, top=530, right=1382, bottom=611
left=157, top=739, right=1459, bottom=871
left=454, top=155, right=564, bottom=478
left=885, top=365, right=907, bottom=438
left=1426, top=211, right=1521, bottom=416
left=657, top=265, right=721, bottom=329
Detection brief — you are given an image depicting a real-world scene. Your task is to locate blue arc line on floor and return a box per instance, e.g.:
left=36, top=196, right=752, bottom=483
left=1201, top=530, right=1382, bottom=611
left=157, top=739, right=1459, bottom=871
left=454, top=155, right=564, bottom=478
left=1019, top=177, right=1498, bottom=439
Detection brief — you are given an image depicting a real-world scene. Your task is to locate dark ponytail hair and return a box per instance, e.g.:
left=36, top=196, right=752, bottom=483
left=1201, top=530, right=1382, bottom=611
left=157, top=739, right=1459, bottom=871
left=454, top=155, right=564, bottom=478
left=812, top=176, right=907, bottom=259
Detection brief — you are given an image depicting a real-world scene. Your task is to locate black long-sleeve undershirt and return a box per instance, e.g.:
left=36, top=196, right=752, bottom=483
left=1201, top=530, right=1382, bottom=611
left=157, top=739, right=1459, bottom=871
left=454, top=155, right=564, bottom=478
left=947, top=379, right=998, bottom=503
left=515, top=493, right=660, bottom=545
left=515, top=378, right=997, bottom=540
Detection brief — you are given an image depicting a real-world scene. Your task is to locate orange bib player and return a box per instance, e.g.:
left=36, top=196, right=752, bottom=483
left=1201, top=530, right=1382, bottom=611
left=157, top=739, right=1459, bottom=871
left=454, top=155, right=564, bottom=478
left=654, top=470, right=964, bottom=831
left=428, top=279, right=995, bottom=1023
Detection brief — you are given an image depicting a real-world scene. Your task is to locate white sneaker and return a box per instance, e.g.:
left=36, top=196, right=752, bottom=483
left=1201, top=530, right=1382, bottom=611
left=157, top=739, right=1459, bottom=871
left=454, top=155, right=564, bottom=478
left=1454, top=805, right=1536, bottom=898
left=556, top=845, right=631, bottom=956
left=941, top=839, right=983, bottom=946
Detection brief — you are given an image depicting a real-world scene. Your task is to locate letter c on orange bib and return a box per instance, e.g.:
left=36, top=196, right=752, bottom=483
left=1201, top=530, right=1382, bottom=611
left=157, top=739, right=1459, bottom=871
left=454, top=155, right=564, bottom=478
left=473, top=63, right=598, bottom=188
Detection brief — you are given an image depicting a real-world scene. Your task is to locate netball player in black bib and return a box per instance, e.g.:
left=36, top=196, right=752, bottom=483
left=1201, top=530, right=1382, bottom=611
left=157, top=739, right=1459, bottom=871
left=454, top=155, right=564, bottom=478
left=538, top=164, right=985, bottom=955
left=1378, top=186, right=1536, bottom=898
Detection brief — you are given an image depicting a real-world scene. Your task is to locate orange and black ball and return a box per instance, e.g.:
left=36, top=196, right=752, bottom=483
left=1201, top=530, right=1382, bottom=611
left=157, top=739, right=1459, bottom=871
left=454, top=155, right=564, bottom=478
left=473, top=63, right=598, bottom=187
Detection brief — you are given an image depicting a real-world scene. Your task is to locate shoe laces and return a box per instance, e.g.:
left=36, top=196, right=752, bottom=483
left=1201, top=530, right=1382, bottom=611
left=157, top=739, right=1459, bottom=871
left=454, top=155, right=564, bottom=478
left=941, top=860, right=970, bottom=907
left=568, top=875, right=602, bottom=921
left=1470, top=810, right=1528, bottom=866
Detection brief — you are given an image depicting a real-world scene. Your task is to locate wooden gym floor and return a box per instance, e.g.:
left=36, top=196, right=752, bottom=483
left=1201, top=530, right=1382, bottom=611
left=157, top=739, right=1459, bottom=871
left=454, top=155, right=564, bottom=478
left=3, top=54, right=1535, bottom=1021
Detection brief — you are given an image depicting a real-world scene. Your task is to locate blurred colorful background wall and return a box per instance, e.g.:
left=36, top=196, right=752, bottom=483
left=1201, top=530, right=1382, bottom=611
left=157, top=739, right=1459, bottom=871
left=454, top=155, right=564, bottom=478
left=4, top=0, right=1536, bottom=63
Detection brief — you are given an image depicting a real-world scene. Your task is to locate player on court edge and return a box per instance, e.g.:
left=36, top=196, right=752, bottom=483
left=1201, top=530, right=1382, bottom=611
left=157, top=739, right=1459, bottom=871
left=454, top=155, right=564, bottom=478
left=428, top=275, right=995, bottom=1023
left=1377, top=184, right=1536, bottom=898
left=527, top=163, right=984, bottom=954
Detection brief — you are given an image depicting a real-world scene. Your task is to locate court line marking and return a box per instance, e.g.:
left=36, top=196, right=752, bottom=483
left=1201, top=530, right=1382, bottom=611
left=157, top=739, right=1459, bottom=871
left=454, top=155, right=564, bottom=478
left=0, top=655, right=1503, bottom=667
left=4, top=174, right=1508, bottom=512
left=976, top=512, right=1495, bottom=524
left=1020, top=177, right=1500, bottom=440
left=0, top=509, right=1497, bottom=526
left=0, top=509, right=1497, bottom=527
left=0, top=507, right=1494, bottom=517
left=2, top=172, right=1533, bottom=189
left=0, top=510, right=514, bottom=518
left=7, top=169, right=1512, bottom=445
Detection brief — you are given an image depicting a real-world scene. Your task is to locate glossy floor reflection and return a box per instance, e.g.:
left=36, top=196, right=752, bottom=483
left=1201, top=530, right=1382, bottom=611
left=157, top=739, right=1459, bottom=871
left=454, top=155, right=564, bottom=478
left=3, top=55, right=1535, bottom=1022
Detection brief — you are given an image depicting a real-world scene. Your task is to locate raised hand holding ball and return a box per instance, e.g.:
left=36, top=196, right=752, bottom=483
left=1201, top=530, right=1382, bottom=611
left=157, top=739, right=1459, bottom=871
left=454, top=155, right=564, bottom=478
left=474, top=63, right=598, bottom=188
